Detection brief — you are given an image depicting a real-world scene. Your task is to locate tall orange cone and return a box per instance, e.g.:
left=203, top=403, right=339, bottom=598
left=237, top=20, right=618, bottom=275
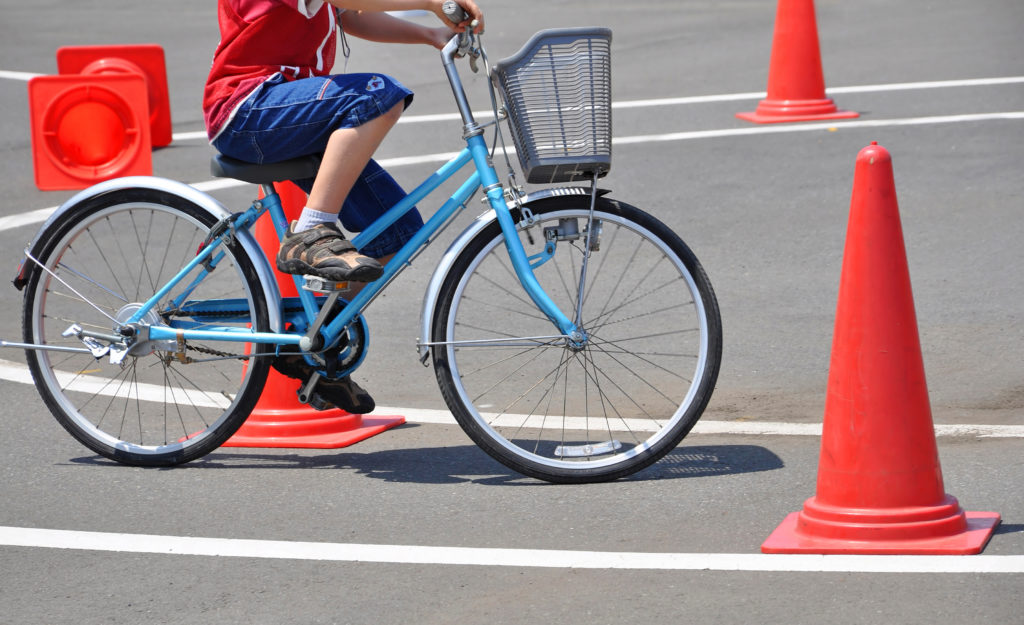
left=736, top=0, right=858, bottom=123
left=761, top=143, right=999, bottom=554
left=223, top=181, right=405, bottom=448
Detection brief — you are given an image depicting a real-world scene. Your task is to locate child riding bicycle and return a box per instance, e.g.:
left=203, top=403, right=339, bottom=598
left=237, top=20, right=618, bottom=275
left=203, top=0, right=484, bottom=413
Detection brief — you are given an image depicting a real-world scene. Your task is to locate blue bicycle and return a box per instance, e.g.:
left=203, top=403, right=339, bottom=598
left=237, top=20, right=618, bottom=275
left=12, top=22, right=721, bottom=483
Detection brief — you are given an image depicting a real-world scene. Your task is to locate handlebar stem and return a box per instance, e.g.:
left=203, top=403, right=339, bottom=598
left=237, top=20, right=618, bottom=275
left=441, top=34, right=483, bottom=137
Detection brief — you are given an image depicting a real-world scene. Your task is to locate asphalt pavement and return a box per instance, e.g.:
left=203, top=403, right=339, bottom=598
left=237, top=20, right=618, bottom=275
left=0, top=1, right=1022, bottom=623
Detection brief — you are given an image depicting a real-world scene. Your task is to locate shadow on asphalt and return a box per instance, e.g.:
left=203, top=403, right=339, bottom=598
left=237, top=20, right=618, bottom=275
left=66, top=436, right=784, bottom=485
left=993, top=523, right=1024, bottom=537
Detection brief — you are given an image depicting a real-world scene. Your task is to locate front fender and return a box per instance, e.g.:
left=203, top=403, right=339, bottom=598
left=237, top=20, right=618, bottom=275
left=14, top=176, right=284, bottom=333
left=417, top=186, right=605, bottom=362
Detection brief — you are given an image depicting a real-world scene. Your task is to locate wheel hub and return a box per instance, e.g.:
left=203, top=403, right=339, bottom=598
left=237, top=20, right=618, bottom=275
left=114, top=303, right=176, bottom=356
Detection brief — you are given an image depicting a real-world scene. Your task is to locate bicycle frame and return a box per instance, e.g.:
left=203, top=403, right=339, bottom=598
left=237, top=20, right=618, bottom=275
left=134, top=33, right=582, bottom=359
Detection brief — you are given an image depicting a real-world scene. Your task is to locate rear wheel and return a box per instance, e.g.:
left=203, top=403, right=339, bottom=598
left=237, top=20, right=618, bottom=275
left=432, top=196, right=721, bottom=483
left=22, top=188, right=272, bottom=466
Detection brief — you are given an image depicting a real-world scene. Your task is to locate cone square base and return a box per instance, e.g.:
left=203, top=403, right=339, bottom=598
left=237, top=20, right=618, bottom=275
left=222, top=413, right=406, bottom=449
left=761, top=510, right=1001, bottom=555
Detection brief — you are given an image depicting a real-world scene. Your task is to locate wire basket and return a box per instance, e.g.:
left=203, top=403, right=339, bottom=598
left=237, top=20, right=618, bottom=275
left=492, top=28, right=612, bottom=184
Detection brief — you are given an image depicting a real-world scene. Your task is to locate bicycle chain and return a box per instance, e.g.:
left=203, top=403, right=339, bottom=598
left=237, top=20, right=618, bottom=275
left=165, top=302, right=362, bottom=363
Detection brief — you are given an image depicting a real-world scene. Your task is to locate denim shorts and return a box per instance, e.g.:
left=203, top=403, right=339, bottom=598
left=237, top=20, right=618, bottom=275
left=213, top=73, right=422, bottom=258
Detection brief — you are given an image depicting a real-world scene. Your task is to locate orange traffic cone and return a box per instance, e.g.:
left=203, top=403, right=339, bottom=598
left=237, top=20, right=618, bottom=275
left=736, top=0, right=858, bottom=123
left=223, top=181, right=405, bottom=448
left=28, top=73, right=153, bottom=191
left=761, top=143, right=999, bottom=554
left=57, top=44, right=173, bottom=147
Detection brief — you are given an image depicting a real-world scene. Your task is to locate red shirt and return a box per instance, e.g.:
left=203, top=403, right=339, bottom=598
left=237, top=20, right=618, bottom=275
left=203, top=0, right=339, bottom=140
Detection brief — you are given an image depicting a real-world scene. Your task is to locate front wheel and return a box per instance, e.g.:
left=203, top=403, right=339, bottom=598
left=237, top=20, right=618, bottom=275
left=432, top=196, right=722, bottom=483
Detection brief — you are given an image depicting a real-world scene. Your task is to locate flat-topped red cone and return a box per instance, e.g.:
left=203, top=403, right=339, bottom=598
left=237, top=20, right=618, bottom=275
left=28, top=73, right=152, bottom=191
left=223, top=181, right=405, bottom=448
left=57, top=44, right=173, bottom=147
left=736, top=0, right=858, bottom=123
left=761, top=143, right=999, bottom=554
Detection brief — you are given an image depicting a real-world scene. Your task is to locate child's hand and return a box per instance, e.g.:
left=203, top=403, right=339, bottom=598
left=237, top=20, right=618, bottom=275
left=433, top=0, right=484, bottom=34
left=426, top=26, right=457, bottom=50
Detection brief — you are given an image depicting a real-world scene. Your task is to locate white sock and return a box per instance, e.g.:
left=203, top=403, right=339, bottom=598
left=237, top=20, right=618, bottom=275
left=294, top=207, right=338, bottom=233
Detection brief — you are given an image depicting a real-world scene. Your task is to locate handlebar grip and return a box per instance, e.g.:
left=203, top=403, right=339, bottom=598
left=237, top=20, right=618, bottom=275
left=441, top=0, right=468, bottom=24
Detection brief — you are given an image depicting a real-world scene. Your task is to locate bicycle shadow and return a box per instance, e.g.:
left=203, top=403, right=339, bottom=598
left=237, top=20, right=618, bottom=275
left=69, top=434, right=784, bottom=486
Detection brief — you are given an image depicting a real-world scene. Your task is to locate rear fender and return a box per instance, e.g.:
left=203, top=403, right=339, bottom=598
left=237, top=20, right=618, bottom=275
left=12, top=176, right=284, bottom=333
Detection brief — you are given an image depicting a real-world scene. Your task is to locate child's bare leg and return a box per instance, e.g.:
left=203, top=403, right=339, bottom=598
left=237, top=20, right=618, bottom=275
left=277, top=101, right=405, bottom=282
left=305, top=101, right=404, bottom=219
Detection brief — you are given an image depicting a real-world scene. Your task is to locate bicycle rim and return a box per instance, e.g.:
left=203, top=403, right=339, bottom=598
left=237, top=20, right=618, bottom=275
left=23, top=191, right=271, bottom=465
left=434, top=198, right=721, bottom=482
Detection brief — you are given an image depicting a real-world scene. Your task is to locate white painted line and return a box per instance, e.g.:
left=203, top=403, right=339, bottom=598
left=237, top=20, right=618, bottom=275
left=613, top=111, right=1024, bottom=146
left=1, top=359, right=1019, bottom=437
left=0, top=70, right=42, bottom=81
left=0, top=526, right=1019, bottom=572
left=0, top=359, right=229, bottom=409
left=0, top=206, right=57, bottom=232
left=616, top=76, right=1024, bottom=110
left=381, top=406, right=1024, bottom=438
left=171, top=130, right=209, bottom=142
left=826, top=76, right=1024, bottom=95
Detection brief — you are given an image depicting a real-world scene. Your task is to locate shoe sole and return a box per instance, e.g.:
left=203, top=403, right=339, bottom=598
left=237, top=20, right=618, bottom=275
left=276, top=258, right=383, bottom=282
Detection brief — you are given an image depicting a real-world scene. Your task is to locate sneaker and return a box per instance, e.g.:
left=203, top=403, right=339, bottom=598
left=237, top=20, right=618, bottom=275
left=276, top=221, right=383, bottom=282
left=313, top=375, right=375, bottom=414
left=272, top=349, right=375, bottom=414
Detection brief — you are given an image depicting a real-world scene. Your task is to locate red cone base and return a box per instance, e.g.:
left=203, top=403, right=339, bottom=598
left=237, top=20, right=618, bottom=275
left=222, top=368, right=405, bottom=449
left=763, top=502, right=1001, bottom=555
left=735, top=98, right=858, bottom=124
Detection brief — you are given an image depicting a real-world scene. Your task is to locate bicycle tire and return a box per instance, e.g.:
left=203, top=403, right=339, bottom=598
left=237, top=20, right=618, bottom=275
left=21, top=188, right=273, bottom=466
left=432, top=195, right=722, bottom=483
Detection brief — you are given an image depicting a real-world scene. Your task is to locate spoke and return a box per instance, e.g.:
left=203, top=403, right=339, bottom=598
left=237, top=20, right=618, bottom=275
left=586, top=259, right=673, bottom=333
left=485, top=347, right=571, bottom=433
left=543, top=347, right=643, bottom=448
left=473, top=259, right=537, bottom=311
left=456, top=294, right=550, bottom=324
left=588, top=231, right=645, bottom=330
left=456, top=341, right=555, bottom=380
left=579, top=221, right=620, bottom=311
left=163, top=361, right=233, bottom=419
left=27, top=250, right=121, bottom=325
left=56, top=261, right=128, bottom=304
left=464, top=338, right=557, bottom=391
left=570, top=348, right=658, bottom=436
left=86, top=228, right=130, bottom=302
left=590, top=300, right=693, bottom=335
left=107, top=216, right=139, bottom=302
left=130, top=210, right=156, bottom=297
left=589, top=330, right=698, bottom=377
left=586, top=337, right=686, bottom=406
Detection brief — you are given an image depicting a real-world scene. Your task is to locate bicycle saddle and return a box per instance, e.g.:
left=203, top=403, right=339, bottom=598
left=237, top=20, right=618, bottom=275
left=210, top=153, right=322, bottom=184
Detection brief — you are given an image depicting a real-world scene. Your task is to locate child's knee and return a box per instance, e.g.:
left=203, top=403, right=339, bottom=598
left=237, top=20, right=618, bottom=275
left=382, top=100, right=404, bottom=124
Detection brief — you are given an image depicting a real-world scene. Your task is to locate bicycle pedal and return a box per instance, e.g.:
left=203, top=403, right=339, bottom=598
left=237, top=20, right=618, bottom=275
left=300, top=389, right=335, bottom=412
left=302, top=275, right=349, bottom=293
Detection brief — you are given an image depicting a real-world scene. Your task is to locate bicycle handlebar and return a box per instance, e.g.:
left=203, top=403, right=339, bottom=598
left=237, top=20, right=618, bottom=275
left=441, top=0, right=467, bottom=24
